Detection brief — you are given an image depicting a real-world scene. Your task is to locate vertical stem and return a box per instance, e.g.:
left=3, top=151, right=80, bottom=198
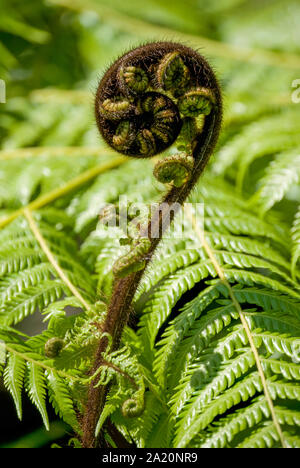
left=82, top=108, right=222, bottom=448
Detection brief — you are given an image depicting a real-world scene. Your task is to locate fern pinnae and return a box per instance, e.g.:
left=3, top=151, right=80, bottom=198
left=138, top=260, right=217, bottom=355
left=204, top=231, right=292, bottom=272
left=249, top=151, right=300, bottom=214
left=291, top=205, right=300, bottom=280
left=260, top=359, right=300, bottom=381
left=0, top=157, right=126, bottom=230
left=136, top=248, right=206, bottom=300
left=213, top=108, right=300, bottom=177
left=160, top=302, right=243, bottom=392
left=0, top=264, right=60, bottom=304
left=251, top=329, right=299, bottom=361
left=201, top=249, right=298, bottom=289
left=236, top=135, right=300, bottom=194
left=0, top=245, right=45, bottom=277
left=204, top=213, right=287, bottom=248
left=24, top=209, right=91, bottom=311
left=225, top=286, right=300, bottom=318
left=1, top=280, right=67, bottom=326
left=223, top=268, right=300, bottom=300
left=194, top=396, right=271, bottom=448
left=0, top=339, right=84, bottom=384
left=184, top=205, right=287, bottom=448
left=136, top=240, right=295, bottom=304
left=171, top=348, right=256, bottom=418
left=3, top=353, right=26, bottom=420
left=174, top=372, right=264, bottom=447
left=196, top=398, right=299, bottom=448
left=46, top=371, right=80, bottom=431
left=166, top=322, right=249, bottom=393
left=25, top=362, right=50, bottom=430
left=237, top=421, right=284, bottom=449
left=153, top=282, right=222, bottom=387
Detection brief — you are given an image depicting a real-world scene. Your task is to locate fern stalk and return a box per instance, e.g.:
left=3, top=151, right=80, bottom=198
left=0, top=146, right=114, bottom=161
left=81, top=42, right=223, bottom=448
left=24, top=208, right=91, bottom=311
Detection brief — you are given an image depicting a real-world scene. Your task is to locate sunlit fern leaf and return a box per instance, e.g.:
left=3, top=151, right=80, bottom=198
left=152, top=283, right=222, bottom=387
left=74, top=159, right=157, bottom=233
left=212, top=108, right=300, bottom=177
left=140, top=396, right=169, bottom=448
left=46, top=371, right=79, bottom=431
left=171, top=348, right=256, bottom=416
left=137, top=261, right=217, bottom=357
left=0, top=215, right=96, bottom=327
left=251, top=151, right=300, bottom=214
left=237, top=422, right=299, bottom=449
left=0, top=280, right=67, bottom=326
left=3, top=353, right=26, bottom=420
left=144, top=412, right=172, bottom=449
left=0, top=263, right=54, bottom=303
left=192, top=396, right=271, bottom=448
left=291, top=206, right=300, bottom=279
left=252, top=329, right=299, bottom=361
left=173, top=372, right=263, bottom=447
left=95, top=387, right=125, bottom=438
left=261, top=359, right=300, bottom=380
left=25, top=362, right=50, bottom=430
left=81, top=233, right=126, bottom=299
left=224, top=286, right=300, bottom=318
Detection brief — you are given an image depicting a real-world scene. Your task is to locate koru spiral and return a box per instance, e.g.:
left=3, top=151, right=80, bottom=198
left=95, top=42, right=222, bottom=276
left=95, top=42, right=221, bottom=189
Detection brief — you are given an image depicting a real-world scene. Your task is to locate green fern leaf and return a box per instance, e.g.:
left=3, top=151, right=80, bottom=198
left=3, top=353, right=26, bottom=420
left=25, top=362, right=50, bottom=430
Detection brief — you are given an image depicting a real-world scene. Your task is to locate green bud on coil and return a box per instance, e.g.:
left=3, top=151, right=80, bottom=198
left=153, top=153, right=194, bottom=187
left=122, top=397, right=145, bottom=418
left=45, top=337, right=65, bottom=358
left=119, top=66, right=149, bottom=95
left=99, top=97, right=132, bottom=120
left=178, top=87, right=215, bottom=117
left=156, top=51, right=190, bottom=92
left=113, top=237, right=151, bottom=278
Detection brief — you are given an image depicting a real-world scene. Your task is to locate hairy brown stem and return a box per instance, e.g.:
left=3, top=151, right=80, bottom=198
left=81, top=42, right=222, bottom=448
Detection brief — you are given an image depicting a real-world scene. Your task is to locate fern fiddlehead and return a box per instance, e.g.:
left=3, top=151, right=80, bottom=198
left=83, top=41, right=222, bottom=448
left=44, top=337, right=65, bottom=358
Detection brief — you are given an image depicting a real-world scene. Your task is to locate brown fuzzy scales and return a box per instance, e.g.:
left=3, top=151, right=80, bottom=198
left=83, top=41, right=222, bottom=448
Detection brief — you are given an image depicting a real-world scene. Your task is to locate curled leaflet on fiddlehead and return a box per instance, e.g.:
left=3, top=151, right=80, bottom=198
left=113, top=237, right=151, bottom=278
left=44, top=337, right=65, bottom=358
left=122, top=397, right=145, bottom=418
left=153, top=153, right=194, bottom=187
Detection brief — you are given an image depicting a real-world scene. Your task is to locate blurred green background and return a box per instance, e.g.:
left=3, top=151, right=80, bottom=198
left=0, top=0, right=299, bottom=447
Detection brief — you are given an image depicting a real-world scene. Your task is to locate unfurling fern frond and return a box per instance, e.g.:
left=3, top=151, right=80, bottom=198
left=0, top=5, right=300, bottom=448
